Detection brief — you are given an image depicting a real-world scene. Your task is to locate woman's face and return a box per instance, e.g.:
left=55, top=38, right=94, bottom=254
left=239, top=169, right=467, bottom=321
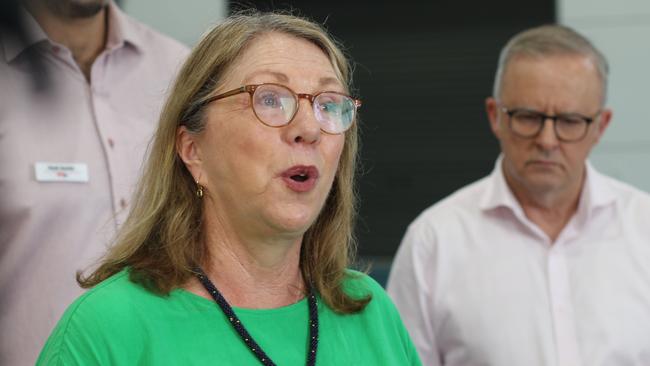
left=181, top=32, right=346, bottom=240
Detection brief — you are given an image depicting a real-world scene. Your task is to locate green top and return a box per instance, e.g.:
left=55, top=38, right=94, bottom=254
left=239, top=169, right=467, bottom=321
left=37, top=269, right=421, bottom=365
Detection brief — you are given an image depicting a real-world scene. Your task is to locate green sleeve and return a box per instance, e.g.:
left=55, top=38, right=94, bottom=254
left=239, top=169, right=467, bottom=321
left=36, top=298, right=108, bottom=365
left=344, top=271, right=423, bottom=365
left=372, top=278, right=423, bottom=366
left=36, top=273, right=145, bottom=365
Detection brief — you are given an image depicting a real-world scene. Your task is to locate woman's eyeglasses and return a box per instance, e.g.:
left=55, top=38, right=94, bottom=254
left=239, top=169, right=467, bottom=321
left=203, top=83, right=361, bottom=135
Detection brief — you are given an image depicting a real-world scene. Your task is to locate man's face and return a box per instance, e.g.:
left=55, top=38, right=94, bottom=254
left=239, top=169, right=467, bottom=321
left=486, top=55, right=612, bottom=197
left=42, top=0, right=109, bottom=18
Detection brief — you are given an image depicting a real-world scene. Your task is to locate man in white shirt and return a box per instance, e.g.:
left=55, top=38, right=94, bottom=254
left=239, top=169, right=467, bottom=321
left=387, top=25, right=650, bottom=366
left=0, top=1, right=188, bottom=364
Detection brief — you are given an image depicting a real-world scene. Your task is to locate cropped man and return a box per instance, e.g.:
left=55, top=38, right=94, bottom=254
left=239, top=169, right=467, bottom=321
left=0, top=1, right=188, bottom=364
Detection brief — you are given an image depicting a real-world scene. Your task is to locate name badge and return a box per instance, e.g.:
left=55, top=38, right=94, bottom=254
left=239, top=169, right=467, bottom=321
left=34, top=162, right=89, bottom=183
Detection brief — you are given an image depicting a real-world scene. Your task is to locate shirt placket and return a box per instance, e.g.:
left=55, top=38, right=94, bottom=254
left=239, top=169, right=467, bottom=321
left=89, top=50, right=125, bottom=229
left=547, top=244, right=582, bottom=366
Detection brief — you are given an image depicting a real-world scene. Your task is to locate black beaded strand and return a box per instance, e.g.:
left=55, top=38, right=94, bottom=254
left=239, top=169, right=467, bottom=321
left=306, top=288, right=318, bottom=365
left=194, top=267, right=319, bottom=366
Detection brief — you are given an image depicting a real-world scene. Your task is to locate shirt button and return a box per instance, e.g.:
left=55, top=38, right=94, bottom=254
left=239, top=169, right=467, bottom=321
left=120, top=198, right=127, bottom=209
left=107, top=138, right=114, bottom=148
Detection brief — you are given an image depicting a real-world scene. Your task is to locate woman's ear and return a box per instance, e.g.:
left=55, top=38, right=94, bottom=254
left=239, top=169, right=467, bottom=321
left=176, top=126, right=203, bottom=181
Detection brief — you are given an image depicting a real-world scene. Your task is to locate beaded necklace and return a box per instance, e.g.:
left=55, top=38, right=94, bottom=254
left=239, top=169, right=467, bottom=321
left=194, top=267, right=319, bottom=366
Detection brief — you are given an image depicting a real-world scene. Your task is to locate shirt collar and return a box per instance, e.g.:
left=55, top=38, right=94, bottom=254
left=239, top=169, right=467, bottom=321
left=2, top=1, right=141, bottom=63
left=104, top=1, right=144, bottom=52
left=479, top=155, right=522, bottom=214
left=577, top=160, right=618, bottom=214
left=2, top=9, right=49, bottom=62
left=479, top=155, right=618, bottom=216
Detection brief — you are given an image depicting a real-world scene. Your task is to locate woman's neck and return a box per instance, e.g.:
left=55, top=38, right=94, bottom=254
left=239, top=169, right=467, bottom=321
left=185, top=210, right=306, bottom=309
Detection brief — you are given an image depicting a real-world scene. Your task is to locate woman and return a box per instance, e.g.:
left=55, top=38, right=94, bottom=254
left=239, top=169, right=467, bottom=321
left=37, top=11, right=421, bottom=365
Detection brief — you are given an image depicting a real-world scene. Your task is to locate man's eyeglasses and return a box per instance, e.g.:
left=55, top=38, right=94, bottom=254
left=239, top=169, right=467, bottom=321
left=203, top=83, right=361, bottom=135
left=500, top=106, right=600, bottom=142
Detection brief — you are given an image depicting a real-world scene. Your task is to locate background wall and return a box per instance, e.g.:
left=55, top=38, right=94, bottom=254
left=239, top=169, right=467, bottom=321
left=121, top=0, right=227, bottom=46
left=559, top=0, right=650, bottom=193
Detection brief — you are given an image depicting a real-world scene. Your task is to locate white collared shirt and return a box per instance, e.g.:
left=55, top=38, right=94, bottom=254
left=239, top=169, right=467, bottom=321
left=387, top=157, right=650, bottom=366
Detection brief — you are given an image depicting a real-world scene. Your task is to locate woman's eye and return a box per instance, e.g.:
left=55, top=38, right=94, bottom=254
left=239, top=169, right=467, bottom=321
left=320, top=102, right=338, bottom=112
left=258, top=93, right=281, bottom=108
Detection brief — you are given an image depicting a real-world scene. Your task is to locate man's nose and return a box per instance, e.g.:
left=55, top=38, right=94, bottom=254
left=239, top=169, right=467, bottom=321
left=535, top=118, right=560, bottom=150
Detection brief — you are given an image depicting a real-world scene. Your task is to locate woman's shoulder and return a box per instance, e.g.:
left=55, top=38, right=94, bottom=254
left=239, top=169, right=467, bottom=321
left=339, top=270, right=415, bottom=335
left=65, top=269, right=156, bottom=316
left=341, top=269, right=384, bottom=297
left=332, top=270, right=422, bottom=365
left=36, top=270, right=157, bottom=365
left=341, top=269, right=396, bottom=311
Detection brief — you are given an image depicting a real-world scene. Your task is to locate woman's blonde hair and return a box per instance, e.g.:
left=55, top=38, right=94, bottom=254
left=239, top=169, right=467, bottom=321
left=78, top=11, right=369, bottom=313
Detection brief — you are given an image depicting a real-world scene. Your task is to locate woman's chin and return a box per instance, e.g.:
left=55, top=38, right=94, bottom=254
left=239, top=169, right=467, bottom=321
left=266, top=208, right=319, bottom=236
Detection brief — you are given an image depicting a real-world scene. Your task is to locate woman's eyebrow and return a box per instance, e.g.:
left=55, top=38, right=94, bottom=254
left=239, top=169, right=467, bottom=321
left=242, top=70, right=289, bottom=84
left=319, top=76, right=342, bottom=89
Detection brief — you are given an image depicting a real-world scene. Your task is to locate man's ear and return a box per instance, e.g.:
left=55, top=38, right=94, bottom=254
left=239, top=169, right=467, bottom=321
left=176, top=126, right=203, bottom=182
left=485, top=97, right=502, bottom=139
left=594, top=108, right=612, bottom=144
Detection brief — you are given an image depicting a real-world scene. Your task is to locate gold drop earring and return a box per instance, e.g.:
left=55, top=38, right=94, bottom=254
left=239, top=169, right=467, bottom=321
left=195, top=180, right=204, bottom=198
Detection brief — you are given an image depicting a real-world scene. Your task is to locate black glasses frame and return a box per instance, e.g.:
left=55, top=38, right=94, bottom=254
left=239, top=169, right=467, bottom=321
left=500, top=106, right=600, bottom=142
left=203, top=83, right=362, bottom=134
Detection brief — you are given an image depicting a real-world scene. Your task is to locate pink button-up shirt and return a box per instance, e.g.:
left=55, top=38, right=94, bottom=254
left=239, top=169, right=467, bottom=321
left=0, top=3, right=188, bottom=365
left=387, top=157, right=650, bottom=366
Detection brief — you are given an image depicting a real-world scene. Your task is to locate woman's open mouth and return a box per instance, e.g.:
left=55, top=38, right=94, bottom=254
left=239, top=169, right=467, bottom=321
left=281, top=165, right=320, bottom=192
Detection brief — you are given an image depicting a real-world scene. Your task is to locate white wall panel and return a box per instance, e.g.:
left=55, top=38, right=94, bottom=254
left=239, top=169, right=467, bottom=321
left=560, top=0, right=650, bottom=191
left=559, top=0, right=650, bottom=19
left=122, top=0, right=227, bottom=46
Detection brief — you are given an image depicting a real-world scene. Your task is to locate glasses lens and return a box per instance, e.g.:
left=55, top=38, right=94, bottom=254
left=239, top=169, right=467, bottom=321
left=510, top=110, right=543, bottom=137
left=314, top=92, right=356, bottom=134
left=556, top=115, right=588, bottom=141
left=252, top=84, right=296, bottom=126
